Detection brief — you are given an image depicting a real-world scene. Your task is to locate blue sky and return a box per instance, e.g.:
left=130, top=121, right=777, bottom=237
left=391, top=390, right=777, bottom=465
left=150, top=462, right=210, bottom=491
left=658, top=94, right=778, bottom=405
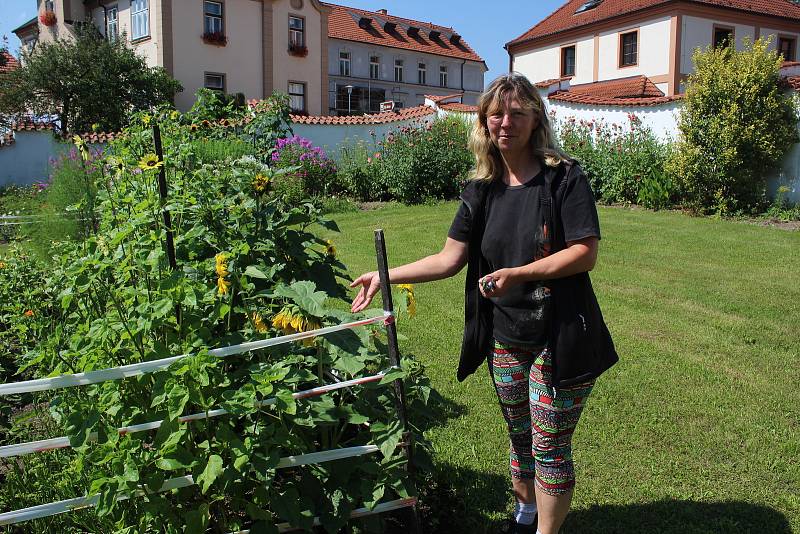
left=1, top=0, right=566, bottom=85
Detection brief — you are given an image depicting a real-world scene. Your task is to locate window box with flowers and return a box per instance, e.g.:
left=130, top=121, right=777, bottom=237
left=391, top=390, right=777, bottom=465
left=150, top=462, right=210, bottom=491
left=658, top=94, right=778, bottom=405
left=202, top=31, right=227, bottom=46
left=39, top=10, right=57, bottom=26
left=288, top=43, right=308, bottom=57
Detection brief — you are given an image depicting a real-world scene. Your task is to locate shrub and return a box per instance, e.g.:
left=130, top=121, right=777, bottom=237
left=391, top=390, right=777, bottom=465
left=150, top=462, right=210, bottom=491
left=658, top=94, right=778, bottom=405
left=335, top=139, right=388, bottom=201
left=667, top=37, right=799, bottom=214
left=557, top=114, right=675, bottom=207
left=375, top=116, right=473, bottom=204
left=271, top=135, right=337, bottom=201
left=0, top=185, right=46, bottom=243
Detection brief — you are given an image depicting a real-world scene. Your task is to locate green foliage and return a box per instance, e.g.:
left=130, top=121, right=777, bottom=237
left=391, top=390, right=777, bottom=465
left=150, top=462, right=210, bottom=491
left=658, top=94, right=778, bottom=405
left=0, top=24, right=181, bottom=133
left=667, top=37, right=799, bottom=214
left=556, top=114, right=675, bottom=208
left=271, top=135, right=337, bottom=202
left=335, top=138, right=386, bottom=201
left=764, top=185, right=800, bottom=221
left=375, top=116, right=473, bottom=204
left=0, top=185, right=46, bottom=242
left=0, top=101, right=430, bottom=531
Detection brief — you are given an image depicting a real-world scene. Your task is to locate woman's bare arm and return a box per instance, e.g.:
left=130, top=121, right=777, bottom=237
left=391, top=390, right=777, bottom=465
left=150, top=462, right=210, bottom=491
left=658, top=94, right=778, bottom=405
left=350, top=237, right=468, bottom=312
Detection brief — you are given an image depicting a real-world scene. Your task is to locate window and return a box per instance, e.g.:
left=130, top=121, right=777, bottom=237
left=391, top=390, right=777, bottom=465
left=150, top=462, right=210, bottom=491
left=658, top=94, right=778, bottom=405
left=131, top=0, right=149, bottom=40
left=107, top=6, right=119, bottom=41
left=439, top=65, right=448, bottom=87
left=561, top=45, right=576, bottom=76
left=289, top=16, right=305, bottom=48
left=204, top=1, right=223, bottom=35
left=619, top=31, right=638, bottom=67
left=204, top=73, right=225, bottom=91
left=394, top=59, right=404, bottom=82
left=418, top=63, right=426, bottom=85
left=713, top=27, right=734, bottom=49
left=339, top=51, right=351, bottom=76
left=779, top=37, right=796, bottom=61
left=370, top=56, right=380, bottom=79
left=575, top=0, right=602, bottom=13
left=288, top=82, right=306, bottom=113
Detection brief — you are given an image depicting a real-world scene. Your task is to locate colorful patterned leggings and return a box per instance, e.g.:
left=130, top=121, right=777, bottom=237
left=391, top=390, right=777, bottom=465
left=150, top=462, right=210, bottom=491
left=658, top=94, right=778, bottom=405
left=489, top=340, right=594, bottom=495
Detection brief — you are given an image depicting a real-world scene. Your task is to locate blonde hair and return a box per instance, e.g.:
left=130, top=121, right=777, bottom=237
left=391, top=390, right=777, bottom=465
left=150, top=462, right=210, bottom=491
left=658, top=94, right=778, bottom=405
left=469, top=72, right=569, bottom=181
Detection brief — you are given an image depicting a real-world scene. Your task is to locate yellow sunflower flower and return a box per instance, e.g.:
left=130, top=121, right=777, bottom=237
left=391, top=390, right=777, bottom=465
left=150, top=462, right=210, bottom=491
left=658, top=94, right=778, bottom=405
left=215, top=253, right=229, bottom=277
left=138, top=154, right=164, bottom=171
left=142, top=114, right=151, bottom=126
left=170, top=110, right=179, bottom=120
left=252, top=173, right=270, bottom=194
left=272, top=309, right=295, bottom=334
left=398, top=284, right=417, bottom=319
left=217, top=276, right=231, bottom=296
left=189, top=124, right=199, bottom=132
left=252, top=312, right=268, bottom=333
left=0, top=261, right=6, bottom=269
left=325, top=239, right=337, bottom=258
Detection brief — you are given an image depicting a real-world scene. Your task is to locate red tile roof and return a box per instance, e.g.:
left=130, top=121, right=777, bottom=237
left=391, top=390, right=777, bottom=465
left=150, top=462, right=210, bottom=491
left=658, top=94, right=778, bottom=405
left=508, top=0, right=800, bottom=48
left=425, top=93, right=465, bottom=103
left=323, top=3, right=484, bottom=64
left=10, top=120, right=56, bottom=132
left=80, top=131, right=122, bottom=144
left=534, top=76, right=573, bottom=88
left=0, top=51, right=19, bottom=74
left=547, top=75, right=683, bottom=106
left=439, top=102, right=478, bottom=113
left=783, top=75, right=800, bottom=91
left=290, top=105, right=436, bottom=125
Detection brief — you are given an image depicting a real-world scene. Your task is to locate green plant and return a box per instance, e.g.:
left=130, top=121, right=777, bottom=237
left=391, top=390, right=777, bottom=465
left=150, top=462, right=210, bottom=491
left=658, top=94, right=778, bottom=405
left=0, top=102, right=431, bottom=532
left=667, top=37, right=799, bottom=214
left=271, top=135, right=337, bottom=201
left=335, top=139, right=387, bottom=202
left=764, top=185, right=800, bottom=221
left=374, top=117, right=473, bottom=204
left=556, top=114, right=675, bottom=207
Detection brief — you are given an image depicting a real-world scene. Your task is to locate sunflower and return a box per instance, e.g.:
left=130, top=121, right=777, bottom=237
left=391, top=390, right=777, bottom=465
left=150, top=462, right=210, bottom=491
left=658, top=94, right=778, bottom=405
left=202, top=119, right=211, bottom=127
left=272, top=307, right=321, bottom=345
left=215, top=253, right=229, bottom=277
left=398, top=284, right=417, bottom=319
left=217, top=276, right=231, bottom=296
left=170, top=110, right=179, bottom=120
left=0, top=262, right=6, bottom=269
left=219, top=118, right=229, bottom=127
left=325, top=239, right=337, bottom=258
left=142, top=114, right=151, bottom=126
left=189, top=124, right=199, bottom=132
left=138, top=154, right=164, bottom=171
left=106, top=156, right=125, bottom=173
left=252, top=173, right=270, bottom=194
left=252, top=312, right=268, bottom=333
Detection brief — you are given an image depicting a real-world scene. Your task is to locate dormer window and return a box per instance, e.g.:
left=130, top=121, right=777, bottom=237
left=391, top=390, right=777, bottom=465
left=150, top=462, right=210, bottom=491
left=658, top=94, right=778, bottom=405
left=429, top=30, right=441, bottom=40
left=384, top=21, right=396, bottom=32
left=408, top=26, right=419, bottom=36
left=450, top=34, right=461, bottom=44
left=358, top=17, right=371, bottom=29
left=575, top=0, right=602, bottom=14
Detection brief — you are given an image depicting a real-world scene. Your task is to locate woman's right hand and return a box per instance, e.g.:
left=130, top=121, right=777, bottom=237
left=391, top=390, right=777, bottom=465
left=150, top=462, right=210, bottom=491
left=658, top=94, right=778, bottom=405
left=350, top=271, right=381, bottom=313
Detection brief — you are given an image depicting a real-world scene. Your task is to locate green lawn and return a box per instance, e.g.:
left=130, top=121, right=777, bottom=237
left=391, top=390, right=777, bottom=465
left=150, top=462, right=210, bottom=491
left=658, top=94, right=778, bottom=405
left=322, top=203, right=800, bottom=534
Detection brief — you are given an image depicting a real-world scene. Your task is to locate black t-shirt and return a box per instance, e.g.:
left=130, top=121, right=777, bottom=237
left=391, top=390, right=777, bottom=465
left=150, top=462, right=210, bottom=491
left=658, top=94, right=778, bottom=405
left=448, top=166, right=601, bottom=347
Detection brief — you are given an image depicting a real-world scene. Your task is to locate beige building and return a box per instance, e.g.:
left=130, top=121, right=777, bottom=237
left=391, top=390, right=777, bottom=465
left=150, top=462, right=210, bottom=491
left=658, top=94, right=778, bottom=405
left=506, top=0, right=800, bottom=98
left=14, top=0, right=484, bottom=115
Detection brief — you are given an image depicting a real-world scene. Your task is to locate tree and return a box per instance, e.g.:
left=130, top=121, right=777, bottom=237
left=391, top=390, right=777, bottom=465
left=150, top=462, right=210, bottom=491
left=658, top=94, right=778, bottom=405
left=667, top=38, right=799, bottom=214
left=0, top=24, right=181, bottom=134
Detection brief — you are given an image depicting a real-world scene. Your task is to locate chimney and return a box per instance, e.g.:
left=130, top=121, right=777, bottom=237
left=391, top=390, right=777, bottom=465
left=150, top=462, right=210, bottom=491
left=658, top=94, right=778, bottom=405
left=377, top=9, right=388, bottom=15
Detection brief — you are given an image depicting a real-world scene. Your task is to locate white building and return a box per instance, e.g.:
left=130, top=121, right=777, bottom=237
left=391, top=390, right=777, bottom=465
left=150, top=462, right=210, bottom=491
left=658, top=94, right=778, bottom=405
left=507, top=0, right=800, bottom=100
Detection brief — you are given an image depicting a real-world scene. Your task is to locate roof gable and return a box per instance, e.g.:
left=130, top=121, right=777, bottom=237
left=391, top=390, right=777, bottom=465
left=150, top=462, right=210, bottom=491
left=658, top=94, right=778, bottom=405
left=508, top=0, right=800, bottom=48
left=0, top=51, right=20, bottom=74
left=323, top=3, right=484, bottom=64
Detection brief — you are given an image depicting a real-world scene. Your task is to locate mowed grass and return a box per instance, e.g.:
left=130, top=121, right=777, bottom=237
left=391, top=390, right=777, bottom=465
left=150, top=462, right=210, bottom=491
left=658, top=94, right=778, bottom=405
left=321, top=203, right=800, bottom=534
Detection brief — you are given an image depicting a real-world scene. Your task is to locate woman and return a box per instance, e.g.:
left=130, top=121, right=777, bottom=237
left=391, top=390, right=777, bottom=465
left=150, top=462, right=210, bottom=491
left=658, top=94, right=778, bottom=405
left=350, top=73, right=617, bottom=534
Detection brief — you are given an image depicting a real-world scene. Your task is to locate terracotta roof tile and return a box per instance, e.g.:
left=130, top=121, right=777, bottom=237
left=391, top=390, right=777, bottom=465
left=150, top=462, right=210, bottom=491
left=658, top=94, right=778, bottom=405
left=782, top=75, right=800, bottom=91
left=323, top=3, right=484, bottom=64
left=79, top=131, right=122, bottom=143
left=425, top=93, right=465, bottom=103
left=534, top=76, right=573, bottom=88
left=0, top=51, right=20, bottom=74
left=10, top=120, right=56, bottom=132
left=439, top=102, right=478, bottom=113
left=290, top=105, right=436, bottom=125
left=508, top=0, right=800, bottom=48
left=548, top=75, right=683, bottom=106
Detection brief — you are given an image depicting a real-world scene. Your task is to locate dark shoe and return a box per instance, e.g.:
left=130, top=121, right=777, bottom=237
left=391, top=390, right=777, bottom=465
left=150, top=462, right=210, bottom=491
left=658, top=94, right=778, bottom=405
left=498, top=515, right=537, bottom=534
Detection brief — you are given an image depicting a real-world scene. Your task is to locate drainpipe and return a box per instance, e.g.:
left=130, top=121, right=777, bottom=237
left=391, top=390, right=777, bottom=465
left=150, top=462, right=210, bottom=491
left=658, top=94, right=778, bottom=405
left=460, top=58, right=466, bottom=102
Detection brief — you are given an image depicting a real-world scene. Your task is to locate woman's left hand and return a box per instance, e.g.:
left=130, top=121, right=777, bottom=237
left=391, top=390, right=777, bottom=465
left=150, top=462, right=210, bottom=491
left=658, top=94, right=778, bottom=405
left=479, top=268, right=519, bottom=298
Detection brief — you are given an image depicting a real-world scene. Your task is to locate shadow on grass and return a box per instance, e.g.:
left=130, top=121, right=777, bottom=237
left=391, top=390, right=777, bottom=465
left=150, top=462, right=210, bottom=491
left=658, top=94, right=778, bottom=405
left=558, top=499, right=792, bottom=534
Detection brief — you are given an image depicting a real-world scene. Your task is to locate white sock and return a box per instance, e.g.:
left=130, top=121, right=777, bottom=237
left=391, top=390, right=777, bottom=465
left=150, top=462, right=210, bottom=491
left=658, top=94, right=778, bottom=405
left=515, top=501, right=538, bottom=525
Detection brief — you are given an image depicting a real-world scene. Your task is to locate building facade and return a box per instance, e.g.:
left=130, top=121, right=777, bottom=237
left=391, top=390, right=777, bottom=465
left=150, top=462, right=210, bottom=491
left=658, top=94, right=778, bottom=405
left=324, top=4, right=486, bottom=114
left=13, top=0, right=484, bottom=115
left=507, top=0, right=800, bottom=97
